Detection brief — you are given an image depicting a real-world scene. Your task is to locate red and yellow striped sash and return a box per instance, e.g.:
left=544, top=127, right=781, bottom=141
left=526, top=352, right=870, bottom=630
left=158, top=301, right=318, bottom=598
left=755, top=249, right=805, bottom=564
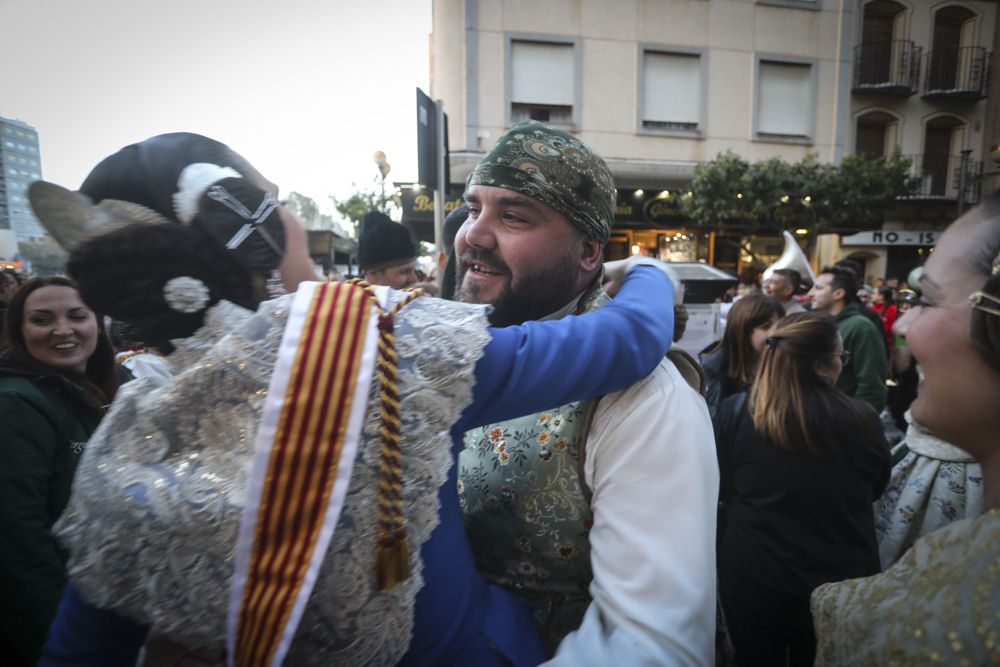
left=229, top=282, right=375, bottom=667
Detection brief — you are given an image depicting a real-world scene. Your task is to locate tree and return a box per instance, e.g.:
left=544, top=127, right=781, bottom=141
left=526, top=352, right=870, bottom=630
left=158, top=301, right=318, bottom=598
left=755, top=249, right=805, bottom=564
left=330, top=183, right=400, bottom=238
left=681, top=150, right=921, bottom=233
left=284, top=191, right=353, bottom=238
left=17, top=236, right=67, bottom=275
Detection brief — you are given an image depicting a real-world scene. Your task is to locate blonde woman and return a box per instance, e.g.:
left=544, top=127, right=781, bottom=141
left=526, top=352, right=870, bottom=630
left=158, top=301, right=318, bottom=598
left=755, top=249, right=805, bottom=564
left=714, top=313, right=890, bottom=665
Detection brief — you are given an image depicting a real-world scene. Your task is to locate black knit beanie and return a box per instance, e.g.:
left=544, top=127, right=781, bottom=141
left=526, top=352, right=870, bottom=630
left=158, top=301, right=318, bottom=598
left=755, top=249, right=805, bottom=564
left=357, top=211, right=417, bottom=272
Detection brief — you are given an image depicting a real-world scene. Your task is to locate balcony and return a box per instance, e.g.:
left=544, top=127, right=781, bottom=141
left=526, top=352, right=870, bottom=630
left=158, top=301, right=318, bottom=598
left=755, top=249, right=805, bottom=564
left=901, top=153, right=982, bottom=203
left=923, top=47, right=989, bottom=100
left=853, top=41, right=922, bottom=96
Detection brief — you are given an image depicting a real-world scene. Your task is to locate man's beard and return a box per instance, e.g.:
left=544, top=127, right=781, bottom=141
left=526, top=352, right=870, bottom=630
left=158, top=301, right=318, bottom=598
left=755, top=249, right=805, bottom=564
left=454, top=247, right=580, bottom=326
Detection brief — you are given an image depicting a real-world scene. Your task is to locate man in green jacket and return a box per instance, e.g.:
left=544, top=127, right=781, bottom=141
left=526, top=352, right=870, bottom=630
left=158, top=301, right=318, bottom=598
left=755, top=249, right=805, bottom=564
left=810, top=265, right=888, bottom=412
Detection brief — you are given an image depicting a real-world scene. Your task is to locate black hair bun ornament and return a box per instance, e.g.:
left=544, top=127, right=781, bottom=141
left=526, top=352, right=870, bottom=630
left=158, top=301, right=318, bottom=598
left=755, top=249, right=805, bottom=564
left=163, top=276, right=212, bottom=314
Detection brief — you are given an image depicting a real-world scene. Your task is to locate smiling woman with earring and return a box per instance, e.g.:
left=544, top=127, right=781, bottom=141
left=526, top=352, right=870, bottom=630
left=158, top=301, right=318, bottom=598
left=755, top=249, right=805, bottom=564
left=811, top=193, right=1000, bottom=666
left=713, top=312, right=890, bottom=666
left=0, top=276, right=118, bottom=666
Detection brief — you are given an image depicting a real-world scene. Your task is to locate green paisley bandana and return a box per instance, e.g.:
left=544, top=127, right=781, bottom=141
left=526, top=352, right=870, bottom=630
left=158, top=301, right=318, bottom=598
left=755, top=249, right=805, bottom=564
left=467, top=120, right=615, bottom=244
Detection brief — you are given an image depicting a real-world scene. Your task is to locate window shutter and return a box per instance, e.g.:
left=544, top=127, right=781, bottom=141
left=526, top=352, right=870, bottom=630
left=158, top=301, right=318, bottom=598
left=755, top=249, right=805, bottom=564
left=511, top=41, right=575, bottom=106
left=758, top=61, right=812, bottom=136
left=643, top=52, right=701, bottom=126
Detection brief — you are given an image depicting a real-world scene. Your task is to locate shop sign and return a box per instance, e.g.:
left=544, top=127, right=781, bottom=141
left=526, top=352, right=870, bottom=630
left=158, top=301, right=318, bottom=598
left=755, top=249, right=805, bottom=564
left=840, top=230, right=938, bottom=246
left=614, top=189, right=686, bottom=224
left=400, top=188, right=464, bottom=221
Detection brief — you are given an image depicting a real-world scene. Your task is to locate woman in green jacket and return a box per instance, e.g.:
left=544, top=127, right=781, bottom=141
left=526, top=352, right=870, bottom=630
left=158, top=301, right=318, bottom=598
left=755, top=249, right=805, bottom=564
left=0, top=276, right=118, bottom=666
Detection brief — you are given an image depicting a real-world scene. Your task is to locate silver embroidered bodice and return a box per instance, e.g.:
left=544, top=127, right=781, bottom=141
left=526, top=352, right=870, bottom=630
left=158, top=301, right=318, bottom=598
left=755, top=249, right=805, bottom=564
left=54, top=290, right=491, bottom=666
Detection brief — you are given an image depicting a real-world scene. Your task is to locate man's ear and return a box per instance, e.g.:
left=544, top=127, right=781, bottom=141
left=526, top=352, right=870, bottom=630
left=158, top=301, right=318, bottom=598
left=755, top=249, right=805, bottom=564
left=833, top=287, right=846, bottom=303
left=578, top=238, right=603, bottom=273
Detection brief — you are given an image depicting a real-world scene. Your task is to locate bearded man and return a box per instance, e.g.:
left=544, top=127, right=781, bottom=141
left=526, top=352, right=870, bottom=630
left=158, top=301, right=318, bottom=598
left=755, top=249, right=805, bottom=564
left=454, top=121, right=719, bottom=666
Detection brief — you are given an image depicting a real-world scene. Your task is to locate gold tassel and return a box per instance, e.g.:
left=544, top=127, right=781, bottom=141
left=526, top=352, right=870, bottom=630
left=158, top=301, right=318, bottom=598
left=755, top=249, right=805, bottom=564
left=346, top=279, right=424, bottom=593
left=375, top=535, right=411, bottom=591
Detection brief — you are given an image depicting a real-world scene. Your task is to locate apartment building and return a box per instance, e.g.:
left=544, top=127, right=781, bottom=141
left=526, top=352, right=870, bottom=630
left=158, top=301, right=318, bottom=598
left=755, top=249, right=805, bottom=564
left=838, top=0, right=996, bottom=281
left=422, top=0, right=996, bottom=281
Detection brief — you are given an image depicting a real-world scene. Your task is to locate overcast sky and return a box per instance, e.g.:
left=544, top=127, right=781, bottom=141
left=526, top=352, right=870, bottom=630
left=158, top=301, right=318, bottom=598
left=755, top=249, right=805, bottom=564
left=0, top=0, right=431, bottom=209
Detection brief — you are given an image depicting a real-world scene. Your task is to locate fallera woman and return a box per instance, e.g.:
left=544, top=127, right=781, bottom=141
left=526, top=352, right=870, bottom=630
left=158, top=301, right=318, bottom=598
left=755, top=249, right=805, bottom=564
left=32, top=133, right=680, bottom=667
left=811, top=193, right=1000, bottom=666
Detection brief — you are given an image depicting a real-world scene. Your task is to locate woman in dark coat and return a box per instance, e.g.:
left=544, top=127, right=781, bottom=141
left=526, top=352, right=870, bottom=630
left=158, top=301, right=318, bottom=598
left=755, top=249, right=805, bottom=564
left=714, top=312, right=890, bottom=666
left=701, top=294, right=784, bottom=418
left=0, top=276, right=118, bottom=666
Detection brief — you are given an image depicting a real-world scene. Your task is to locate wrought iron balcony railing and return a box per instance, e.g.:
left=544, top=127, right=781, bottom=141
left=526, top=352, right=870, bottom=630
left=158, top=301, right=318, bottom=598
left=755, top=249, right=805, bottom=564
left=900, top=153, right=982, bottom=203
left=853, top=40, right=922, bottom=95
left=923, top=46, right=989, bottom=100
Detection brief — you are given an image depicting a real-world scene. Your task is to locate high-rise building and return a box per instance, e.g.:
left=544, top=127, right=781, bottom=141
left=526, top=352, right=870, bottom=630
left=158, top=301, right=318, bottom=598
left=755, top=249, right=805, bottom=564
left=0, top=116, right=47, bottom=243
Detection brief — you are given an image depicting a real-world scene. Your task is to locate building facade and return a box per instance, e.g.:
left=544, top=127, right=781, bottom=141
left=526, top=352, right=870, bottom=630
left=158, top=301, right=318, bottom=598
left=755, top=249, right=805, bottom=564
left=0, top=117, right=46, bottom=247
left=427, top=0, right=997, bottom=284
left=833, top=0, right=997, bottom=283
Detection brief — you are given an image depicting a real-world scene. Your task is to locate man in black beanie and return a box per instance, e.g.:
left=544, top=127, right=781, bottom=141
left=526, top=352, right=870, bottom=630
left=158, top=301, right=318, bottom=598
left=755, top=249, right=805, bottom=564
left=356, top=211, right=418, bottom=289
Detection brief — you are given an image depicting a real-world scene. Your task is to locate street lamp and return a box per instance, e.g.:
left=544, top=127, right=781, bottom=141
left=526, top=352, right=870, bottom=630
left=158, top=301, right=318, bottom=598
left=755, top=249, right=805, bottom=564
left=373, top=151, right=391, bottom=210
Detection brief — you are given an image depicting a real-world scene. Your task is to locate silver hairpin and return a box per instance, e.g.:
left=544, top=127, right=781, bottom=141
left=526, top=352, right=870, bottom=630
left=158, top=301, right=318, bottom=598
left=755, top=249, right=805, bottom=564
left=206, top=185, right=281, bottom=254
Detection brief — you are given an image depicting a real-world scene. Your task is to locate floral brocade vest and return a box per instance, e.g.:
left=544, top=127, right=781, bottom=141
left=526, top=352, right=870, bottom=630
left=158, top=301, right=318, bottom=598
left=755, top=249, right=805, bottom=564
left=459, top=286, right=609, bottom=654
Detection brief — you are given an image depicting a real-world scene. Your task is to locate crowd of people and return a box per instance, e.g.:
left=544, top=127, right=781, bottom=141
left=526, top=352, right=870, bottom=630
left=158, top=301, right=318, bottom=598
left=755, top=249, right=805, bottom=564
left=0, top=122, right=996, bottom=667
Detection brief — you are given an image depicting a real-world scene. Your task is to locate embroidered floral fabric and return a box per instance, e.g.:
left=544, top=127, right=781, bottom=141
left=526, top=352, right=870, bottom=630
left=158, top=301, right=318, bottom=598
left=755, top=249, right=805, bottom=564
left=458, top=288, right=608, bottom=653
left=812, top=509, right=1000, bottom=666
left=55, top=291, right=491, bottom=665
left=874, top=414, right=984, bottom=568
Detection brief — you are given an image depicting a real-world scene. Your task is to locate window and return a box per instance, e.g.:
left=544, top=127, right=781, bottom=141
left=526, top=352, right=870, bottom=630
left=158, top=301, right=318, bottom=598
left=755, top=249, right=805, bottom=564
left=641, top=50, right=703, bottom=133
left=756, top=60, right=814, bottom=141
left=855, top=110, right=900, bottom=157
left=509, top=39, right=576, bottom=126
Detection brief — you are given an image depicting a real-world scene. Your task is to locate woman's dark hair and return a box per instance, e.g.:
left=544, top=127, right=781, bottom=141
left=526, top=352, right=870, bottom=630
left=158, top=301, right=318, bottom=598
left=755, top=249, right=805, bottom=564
left=68, top=135, right=288, bottom=352
left=878, top=287, right=895, bottom=303
left=750, top=312, right=872, bottom=453
left=706, top=293, right=785, bottom=384
left=68, top=222, right=262, bottom=351
left=195, top=177, right=285, bottom=272
left=3, top=268, right=24, bottom=287
left=968, top=192, right=1000, bottom=374
left=2, top=276, right=118, bottom=407
left=79, top=133, right=266, bottom=224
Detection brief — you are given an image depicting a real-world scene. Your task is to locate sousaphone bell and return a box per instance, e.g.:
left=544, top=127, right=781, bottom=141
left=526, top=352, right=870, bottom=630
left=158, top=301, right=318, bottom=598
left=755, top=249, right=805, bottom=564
left=762, top=231, right=816, bottom=289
